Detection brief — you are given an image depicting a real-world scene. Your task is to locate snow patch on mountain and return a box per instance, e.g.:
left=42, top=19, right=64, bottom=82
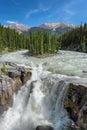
left=8, top=23, right=29, bottom=32
left=40, top=22, right=76, bottom=30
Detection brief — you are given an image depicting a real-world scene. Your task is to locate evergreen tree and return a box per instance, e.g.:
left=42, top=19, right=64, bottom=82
left=81, top=36, right=86, bottom=52
left=0, top=23, right=60, bottom=55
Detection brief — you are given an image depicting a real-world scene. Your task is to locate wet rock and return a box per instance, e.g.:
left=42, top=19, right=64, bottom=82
left=0, top=62, right=32, bottom=109
left=20, top=68, right=32, bottom=84
left=77, top=102, right=87, bottom=129
left=36, top=125, right=54, bottom=130
left=42, top=62, right=48, bottom=66
left=82, top=70, right=87, bottom=73
left=64, top=82, right=87, bottom=129
left=8, top=70, right=21, bottom=78
left=0, top=103, right=8, bottom=115
left=0, top=75, right=18, bottom=106
left=29, top=80, right=37, bottom=93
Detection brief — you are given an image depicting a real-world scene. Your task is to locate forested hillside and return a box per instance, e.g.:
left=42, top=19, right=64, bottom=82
left=0, top=24, right=28, bottom=53
left=2, top=22, right=87, bottom=55
left=58, top=23, right=87, bottom=52
left=23, top=26, right=73, bottom=36
left=0, top=24, right=60, bottom=55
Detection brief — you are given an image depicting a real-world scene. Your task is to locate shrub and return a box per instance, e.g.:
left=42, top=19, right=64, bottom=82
left=1, top=64, right=7, bottom=74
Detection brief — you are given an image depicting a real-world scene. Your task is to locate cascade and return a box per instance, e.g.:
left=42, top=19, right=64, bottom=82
left=0, top=63, right=70, bottom=130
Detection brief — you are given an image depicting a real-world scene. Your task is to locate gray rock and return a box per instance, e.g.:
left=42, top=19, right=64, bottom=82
left=0, top=62, right=32, bottom=113
left=8, top=70, right=21, bottom=78
left=36, top=126, right=54, bottom=130
left=0, top=103, right=8, bottom=115
left=64, top=82, right=87, bottom=129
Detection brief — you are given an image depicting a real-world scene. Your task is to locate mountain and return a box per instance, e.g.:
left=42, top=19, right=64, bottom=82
left=6, top=22, right=76, bottom=35
left=40, top=22, right=76, bottom=30
left=27, top=22, right=76, bottom=35
left=24, top=27, right=52, bottom=35
left=8, top=23, right=29, bottom=33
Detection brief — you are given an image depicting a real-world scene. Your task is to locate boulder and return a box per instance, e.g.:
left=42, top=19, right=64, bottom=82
left=36, top=125, right=54, bottom=130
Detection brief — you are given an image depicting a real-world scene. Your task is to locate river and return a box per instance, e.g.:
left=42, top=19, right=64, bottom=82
left=0, top=50, right=87, bottom=130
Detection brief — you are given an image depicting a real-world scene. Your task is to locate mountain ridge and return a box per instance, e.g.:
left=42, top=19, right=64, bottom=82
left=40, top=22, right=76, bottom=30
left=7, top=23, right=29, bottom=32
left=5, top=22, right=77, bottom=34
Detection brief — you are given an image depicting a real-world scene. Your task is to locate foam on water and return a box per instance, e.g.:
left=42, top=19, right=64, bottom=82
left=1, top=50, right=87, bottom=77
left=0, top=50, right=87, bottom=130
left=0, top=63, right=70, bottom=130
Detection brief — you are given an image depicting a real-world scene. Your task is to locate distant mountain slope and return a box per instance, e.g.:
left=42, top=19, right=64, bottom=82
left=24, top=27, right=54, bottom=35
left=6, top=22, right=76, bottom=35
left=28, top=22, right=76, bottom=35
left=40, top=22, right=76, bottom=30
left=8, top=23, right=29, bottom=33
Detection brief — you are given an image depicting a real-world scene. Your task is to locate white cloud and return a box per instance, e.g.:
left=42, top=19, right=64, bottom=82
left=6, top=20, right=18, bottom=24
left=64, top=8, right=75, bottom=16
left=25, top=6, right=49, bottom=18
left=44, top=0, right=77, bottom=23
left=62, top=0, right=77, bottom=21
left=26, top=9, right=40, bottom=18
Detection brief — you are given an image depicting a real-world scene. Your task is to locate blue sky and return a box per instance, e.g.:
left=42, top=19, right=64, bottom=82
left=0, top=0, right=87, bottom=27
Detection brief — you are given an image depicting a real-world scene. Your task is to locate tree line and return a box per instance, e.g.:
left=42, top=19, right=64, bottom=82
left=28, top=31, right=61, bottom=55
left=1, top=22, right=87, bottom=55
left=58, top=23, right=87, bottom=52
left=0, top=24, right=61, bottom=55
left=0, top=24, right=28, bottom=52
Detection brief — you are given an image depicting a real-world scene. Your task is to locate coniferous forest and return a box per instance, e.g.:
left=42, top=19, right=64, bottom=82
left=58, top=23, right=87, bottom=52
left=0, top=24, right=27, bottom=52
left=0, top=24, right=60, bottom=55
left=1, top=23, right=87, bottom=55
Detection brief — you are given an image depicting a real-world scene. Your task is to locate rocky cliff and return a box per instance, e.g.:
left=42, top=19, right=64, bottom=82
left=8, top=23, right=29, bottom=33
left=0, top=62, right=32, bottom=114
left=40, top=22, right=76, bottom=30
left=64, top=78, right=87, bottom=129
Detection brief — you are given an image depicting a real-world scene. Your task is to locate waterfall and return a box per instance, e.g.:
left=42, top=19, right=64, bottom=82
left=41, top=74, right=70, bottom=130
left=0, top=63, right=70, bottom=130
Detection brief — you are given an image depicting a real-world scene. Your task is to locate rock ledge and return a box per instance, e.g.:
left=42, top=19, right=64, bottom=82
left=0, top=62, right=32, bottom=113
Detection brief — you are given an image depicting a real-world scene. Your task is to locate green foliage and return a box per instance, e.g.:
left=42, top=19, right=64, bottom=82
left=81, top=36, right=87, bottom=52
left=0, top=24, right=61, bottom=56
left=58, top=22, right=87, bottom=53
left=0, top=24, right=28, bottom=53
left=28, top=31, right=60, bottom=55
left=1, top=64, right=7, bottom=74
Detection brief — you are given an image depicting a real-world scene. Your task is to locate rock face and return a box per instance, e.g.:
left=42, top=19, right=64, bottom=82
left=8, top=23, right=29, bottom=33
left=36, top=125, right=54, bottom=130
left=64, top=81, right=87, bottom=130
left=40, top=22, right=76, bottom=30
left=0, top=62, right=32, bottom=111
left=0, top=103, right=8, bottom=115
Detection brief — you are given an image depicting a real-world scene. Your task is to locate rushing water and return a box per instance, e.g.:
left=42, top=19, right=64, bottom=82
left=0, top=50, right=87, bottom=130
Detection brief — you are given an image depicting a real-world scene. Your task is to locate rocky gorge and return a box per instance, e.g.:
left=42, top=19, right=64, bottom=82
left=0, top=50, right=87, bottom=130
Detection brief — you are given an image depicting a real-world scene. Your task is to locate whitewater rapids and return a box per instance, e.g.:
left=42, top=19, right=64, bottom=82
left=0, top=50, right=87, bottom=130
